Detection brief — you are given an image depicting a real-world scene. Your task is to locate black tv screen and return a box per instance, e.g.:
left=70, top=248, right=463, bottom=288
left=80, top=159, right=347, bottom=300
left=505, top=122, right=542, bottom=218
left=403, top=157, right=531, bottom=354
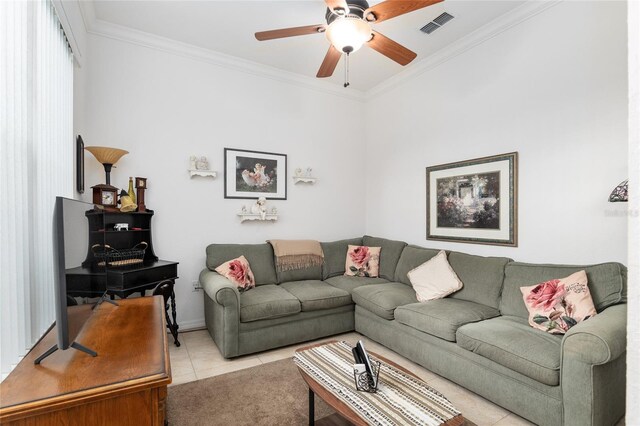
left=35, top=197, right=105, bottom=364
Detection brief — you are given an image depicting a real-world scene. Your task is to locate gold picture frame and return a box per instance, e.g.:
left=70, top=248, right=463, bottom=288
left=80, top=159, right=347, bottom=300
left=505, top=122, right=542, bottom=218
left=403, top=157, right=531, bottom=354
left=426, top=152, right=518, bottom=247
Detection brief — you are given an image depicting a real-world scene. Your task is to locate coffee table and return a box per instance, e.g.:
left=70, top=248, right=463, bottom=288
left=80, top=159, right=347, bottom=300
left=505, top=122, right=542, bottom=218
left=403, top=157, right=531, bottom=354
left=294, top=340, right=465, bottom=426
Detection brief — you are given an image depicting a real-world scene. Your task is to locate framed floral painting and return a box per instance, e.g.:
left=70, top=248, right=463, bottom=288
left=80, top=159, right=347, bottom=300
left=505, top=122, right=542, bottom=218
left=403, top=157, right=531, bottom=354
left=426, top=152, right=518, bottom=247
left=224, top=148, right=287, bottom=200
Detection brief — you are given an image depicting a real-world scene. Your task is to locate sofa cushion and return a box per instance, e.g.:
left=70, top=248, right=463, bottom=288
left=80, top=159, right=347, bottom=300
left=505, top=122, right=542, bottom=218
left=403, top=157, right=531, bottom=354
left=206, top=243, right=277, bottom=286
left=325, top=276, right=389, bottom=294
left=363, top=235, right=408, bottom=281
left=352, top=282, right=418, bottom=320
left=279, top=280, right=352, bottom=312
left=321, top=237, right=364, bottom=279
left=447, top=252, right=511, bottom=309
left=394, top=245, right=441, bottom=285
left=239, top=285, right=300, bottom=322
left=277, top=266, right=323, bottom=283
left=521, top=270, right=597, bottom=334
left=345, top=245, right=381, bottom=277
left=395, top=299, right=500, bottom=342
left=456, top=316, right=562, bottom=386
left=408, top=251, right=463, bottom=302
left=500, top=262, right=627, bottom=319
left=214, top=255, right=255, bottom=292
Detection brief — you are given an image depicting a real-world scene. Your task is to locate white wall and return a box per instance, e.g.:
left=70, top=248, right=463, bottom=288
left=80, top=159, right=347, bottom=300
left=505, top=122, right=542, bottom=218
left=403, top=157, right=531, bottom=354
left=364, top=1, right=629, bottom=265
left=75, top=35, right=366, bottom=329
left=626, top=0, right=639, bottom=418
left=65, top=0, right=637, bottom=413
left=74, top=1, right=630, bottom=329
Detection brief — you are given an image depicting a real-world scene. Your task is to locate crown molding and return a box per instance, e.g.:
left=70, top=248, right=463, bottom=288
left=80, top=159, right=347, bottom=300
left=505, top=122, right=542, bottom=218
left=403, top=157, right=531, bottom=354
left=78, top=0, right=95, bottom=34
left=78, top=0, right=560, bottom=102
left=78, top=2, right=366, bottom=103
left=52, top=0, right=84, bottom=66
left=365, top=0, right=562, bottom=100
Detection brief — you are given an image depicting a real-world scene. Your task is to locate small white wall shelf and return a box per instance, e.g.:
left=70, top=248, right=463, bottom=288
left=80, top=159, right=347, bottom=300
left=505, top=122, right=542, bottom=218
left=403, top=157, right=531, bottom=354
left=189, top=169, right=217, bottom=178
left=238, top=213, right=278, bottom=223
left=293, top=176, right=317, bottom=184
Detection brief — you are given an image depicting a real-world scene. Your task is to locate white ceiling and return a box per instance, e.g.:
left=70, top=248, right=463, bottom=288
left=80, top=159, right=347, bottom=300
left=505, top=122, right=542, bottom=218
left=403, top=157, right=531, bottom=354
left=91, top=0, right=526, bottom=91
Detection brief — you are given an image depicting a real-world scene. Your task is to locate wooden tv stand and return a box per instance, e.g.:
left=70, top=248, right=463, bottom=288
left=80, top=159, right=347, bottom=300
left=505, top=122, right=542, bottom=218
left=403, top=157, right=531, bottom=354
left=0, top=297, right=171, bottom=425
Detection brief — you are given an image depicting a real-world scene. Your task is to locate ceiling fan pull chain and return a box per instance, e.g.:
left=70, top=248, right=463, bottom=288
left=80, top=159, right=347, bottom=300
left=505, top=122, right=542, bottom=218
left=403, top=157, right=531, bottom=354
left=344, top=53, right=350, bottom=88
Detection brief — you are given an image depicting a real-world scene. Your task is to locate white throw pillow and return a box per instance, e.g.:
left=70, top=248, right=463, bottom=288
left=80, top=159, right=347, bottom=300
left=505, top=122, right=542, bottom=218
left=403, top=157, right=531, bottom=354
left=407, top=251, right=463, bottom=302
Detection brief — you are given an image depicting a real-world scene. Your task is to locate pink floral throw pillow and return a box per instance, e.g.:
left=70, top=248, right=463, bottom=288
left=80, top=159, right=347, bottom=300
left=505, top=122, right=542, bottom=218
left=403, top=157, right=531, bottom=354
left=345, top=245, right=381, bottom=278
left=215, top=255, right=255, bottom=292
left=520, top=270, right=596, bottom=334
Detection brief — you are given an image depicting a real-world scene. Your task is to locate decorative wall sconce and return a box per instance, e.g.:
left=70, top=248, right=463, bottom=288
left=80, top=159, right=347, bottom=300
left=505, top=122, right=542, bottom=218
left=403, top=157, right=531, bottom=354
left=293, top=167, right=316, bottom=184
left=608, top=179, right=628, bottom=202
left=238, top=198, right=279, bottom=223
left=189, top=155, right=217, bottom=178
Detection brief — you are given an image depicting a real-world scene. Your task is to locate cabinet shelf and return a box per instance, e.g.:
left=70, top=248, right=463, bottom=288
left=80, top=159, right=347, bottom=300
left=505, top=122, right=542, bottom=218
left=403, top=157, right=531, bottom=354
left=89, top=210, right=154, bottom=216
left=83, top=210, right=158, bottom=268
left=92, top=229, right=150, bottom=234
left=188, top=169, right=217, bottom=178
left=293, top=176, right=317, bottom=184
left=237, top=213, right=278, bottom=223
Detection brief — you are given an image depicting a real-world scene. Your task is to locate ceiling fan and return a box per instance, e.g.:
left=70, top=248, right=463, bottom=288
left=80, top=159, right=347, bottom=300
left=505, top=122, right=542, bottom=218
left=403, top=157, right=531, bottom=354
left=255, top=0, right=443, bottom=84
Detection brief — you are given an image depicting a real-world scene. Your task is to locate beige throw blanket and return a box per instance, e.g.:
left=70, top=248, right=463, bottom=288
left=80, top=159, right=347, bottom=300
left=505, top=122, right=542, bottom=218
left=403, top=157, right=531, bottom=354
left=268, top=240, right=324, bottom=272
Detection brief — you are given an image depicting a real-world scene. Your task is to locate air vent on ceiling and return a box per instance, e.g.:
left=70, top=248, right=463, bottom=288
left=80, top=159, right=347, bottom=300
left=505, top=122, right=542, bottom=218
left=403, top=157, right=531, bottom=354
left=420, top=12, right=454, bottom=34
left=420, top=22, right=440, bottom=34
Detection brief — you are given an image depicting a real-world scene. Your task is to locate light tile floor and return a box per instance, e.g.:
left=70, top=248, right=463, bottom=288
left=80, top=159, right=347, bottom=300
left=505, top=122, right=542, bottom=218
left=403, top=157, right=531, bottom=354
left=169, top=330, right=528, bottom=425
left=169, top=330, right=624, bottom=426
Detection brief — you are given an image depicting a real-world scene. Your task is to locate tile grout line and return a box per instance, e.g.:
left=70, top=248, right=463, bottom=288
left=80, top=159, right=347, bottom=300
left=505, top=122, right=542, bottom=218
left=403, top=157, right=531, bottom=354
left=491, top=412, right=512, bottom=425
left=183, top=336, right=198, bottom=377
left=172, top=332, right=522, bottom=424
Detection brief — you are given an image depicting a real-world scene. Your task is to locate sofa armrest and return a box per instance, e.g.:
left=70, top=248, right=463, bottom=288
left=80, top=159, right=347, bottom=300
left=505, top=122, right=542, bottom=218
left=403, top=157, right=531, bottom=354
left=560, top=303, right=627, bottom=426
left=200, top=269, right=241, bottom=358
left=199, top=269, right=240, bottom=308
left=562, top=303, right=627, bottom=365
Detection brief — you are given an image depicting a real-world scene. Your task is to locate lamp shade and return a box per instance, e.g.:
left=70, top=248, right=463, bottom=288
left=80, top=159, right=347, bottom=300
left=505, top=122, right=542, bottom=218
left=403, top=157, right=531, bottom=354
left=85, top=146, right=129, bottom=165
left=85, top=146, right=129, bottom=185
left=326, top=17, right=372, bottom=53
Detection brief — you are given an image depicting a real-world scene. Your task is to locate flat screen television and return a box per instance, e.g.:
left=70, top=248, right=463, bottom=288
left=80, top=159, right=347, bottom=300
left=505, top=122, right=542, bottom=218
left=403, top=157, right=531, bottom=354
left=34, top=197, right=109, bottom=364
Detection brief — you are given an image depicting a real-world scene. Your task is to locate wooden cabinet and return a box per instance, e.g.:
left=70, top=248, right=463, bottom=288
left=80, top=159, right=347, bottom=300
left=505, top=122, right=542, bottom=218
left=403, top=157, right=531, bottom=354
left=66, top=208, right=181, bottom=347
left=0, top=297, right=171, bottom=426
left=83, top=210, right=159, bottom=268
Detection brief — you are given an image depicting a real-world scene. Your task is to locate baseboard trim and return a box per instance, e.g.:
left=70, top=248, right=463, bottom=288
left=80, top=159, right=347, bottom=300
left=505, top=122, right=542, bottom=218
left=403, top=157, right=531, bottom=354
left=175, top=319, right=206, bottom=332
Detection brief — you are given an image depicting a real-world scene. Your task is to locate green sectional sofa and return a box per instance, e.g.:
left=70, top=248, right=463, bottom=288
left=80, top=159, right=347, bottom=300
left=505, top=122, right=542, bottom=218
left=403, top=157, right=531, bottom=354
left=200, top=236, right=627, bottom=426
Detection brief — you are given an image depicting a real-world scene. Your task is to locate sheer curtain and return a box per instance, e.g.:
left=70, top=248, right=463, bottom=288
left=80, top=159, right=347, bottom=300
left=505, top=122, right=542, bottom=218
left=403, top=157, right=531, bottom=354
left=0, top=0, right=74, bottom=379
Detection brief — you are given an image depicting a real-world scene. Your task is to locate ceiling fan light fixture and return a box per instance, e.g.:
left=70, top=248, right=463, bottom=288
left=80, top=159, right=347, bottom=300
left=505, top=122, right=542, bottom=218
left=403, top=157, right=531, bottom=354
left=326, top=17, right=372, bottom=53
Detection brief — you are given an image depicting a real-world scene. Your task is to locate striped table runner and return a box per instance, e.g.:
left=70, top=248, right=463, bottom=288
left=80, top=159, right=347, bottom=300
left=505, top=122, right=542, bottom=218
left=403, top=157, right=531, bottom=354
left=294, top=341, right=461, bottom=426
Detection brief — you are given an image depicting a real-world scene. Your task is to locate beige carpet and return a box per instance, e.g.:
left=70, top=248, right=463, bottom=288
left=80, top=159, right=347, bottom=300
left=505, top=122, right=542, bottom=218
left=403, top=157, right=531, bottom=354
left=167, top=357, right=474, bottom=426
left=167, top=358, right=336, bottom=426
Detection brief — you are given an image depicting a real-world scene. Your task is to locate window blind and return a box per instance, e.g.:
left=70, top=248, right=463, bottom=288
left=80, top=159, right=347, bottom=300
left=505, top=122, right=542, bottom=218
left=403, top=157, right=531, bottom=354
left=1, top=0, right=73, bottom=379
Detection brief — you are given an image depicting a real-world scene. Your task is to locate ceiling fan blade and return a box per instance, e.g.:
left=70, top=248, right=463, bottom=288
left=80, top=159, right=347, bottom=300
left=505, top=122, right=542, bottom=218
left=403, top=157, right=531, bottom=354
left=368, top=30, right=417, bottom=65
left=366, top=0, right=443, bottom=23
left=317, top=45, right=342, bottom=78
left=325, top=0, right=350, bottom=13
left=255, top=24, right=325, bottom=41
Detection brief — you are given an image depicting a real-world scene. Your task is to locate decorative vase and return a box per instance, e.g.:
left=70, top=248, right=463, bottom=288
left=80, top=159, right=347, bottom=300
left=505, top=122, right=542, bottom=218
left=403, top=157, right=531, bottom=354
left=127, top=177, right=137, bottom=204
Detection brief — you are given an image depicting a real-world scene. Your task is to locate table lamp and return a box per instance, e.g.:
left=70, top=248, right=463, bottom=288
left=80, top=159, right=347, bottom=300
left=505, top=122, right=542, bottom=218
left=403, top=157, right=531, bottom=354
left=85, top=146, right=129, bottom=208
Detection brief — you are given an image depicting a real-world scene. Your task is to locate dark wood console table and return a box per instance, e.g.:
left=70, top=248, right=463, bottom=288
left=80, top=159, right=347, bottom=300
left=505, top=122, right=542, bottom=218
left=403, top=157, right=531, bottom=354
left=65, top=260, right=180, bottom=346
left=0, top=297, right=171, bottom=426
left=68, top=208, right=180, bottom=346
